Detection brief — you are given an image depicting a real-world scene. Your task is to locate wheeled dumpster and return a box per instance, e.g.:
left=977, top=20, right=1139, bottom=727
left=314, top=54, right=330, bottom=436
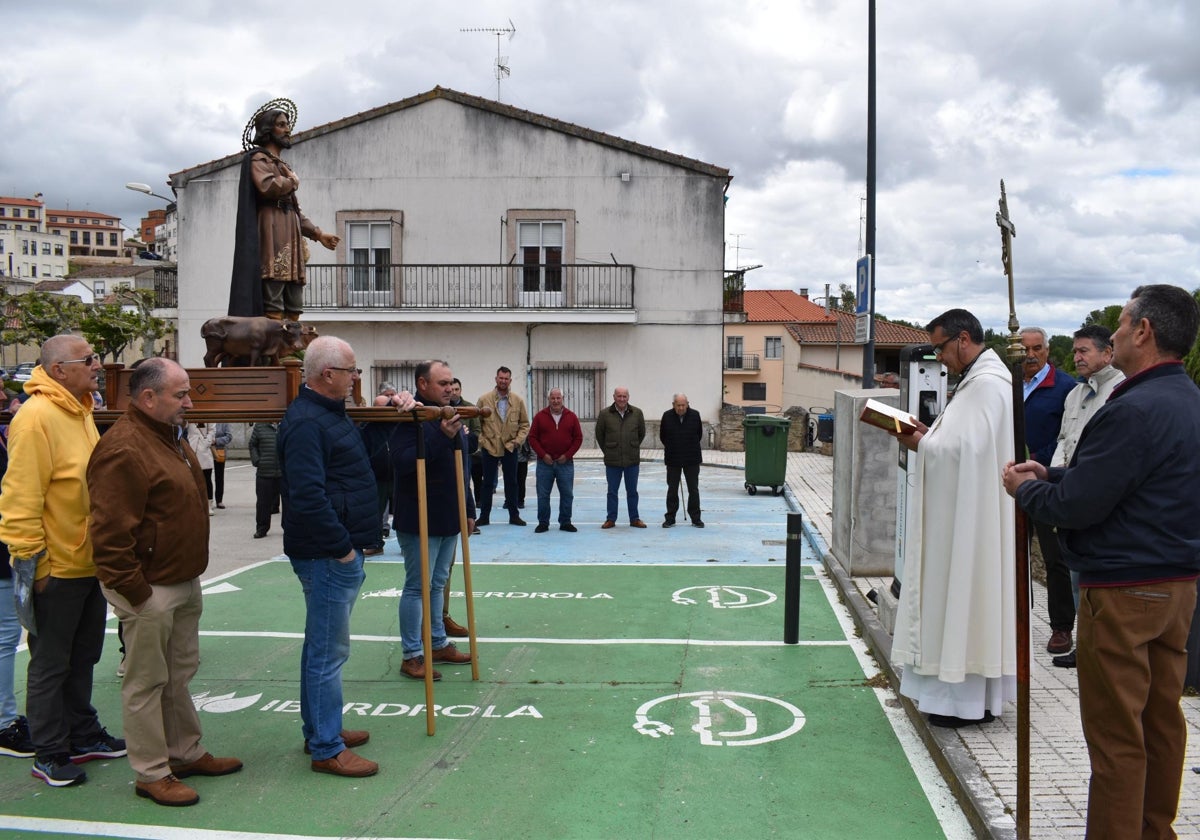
left=743, top=414, right=790, bottom=496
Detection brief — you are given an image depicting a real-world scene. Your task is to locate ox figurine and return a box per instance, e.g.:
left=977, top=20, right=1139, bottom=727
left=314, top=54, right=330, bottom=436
left=201, top=316, right=318, bottom=367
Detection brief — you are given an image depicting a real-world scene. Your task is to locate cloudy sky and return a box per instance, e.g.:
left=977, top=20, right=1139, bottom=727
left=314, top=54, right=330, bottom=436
left=3, top=0, right=1197, bottom=337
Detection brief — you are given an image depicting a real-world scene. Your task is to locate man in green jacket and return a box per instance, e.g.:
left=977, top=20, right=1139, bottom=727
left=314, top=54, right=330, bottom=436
left=594, top=386, right=646, bottom=528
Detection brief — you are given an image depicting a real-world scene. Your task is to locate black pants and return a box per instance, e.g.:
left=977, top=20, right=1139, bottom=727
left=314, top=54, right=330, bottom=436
left=480, top=450, right=519, bottom=518
left=1034, top=519, right=1075, bottom=632
left=665, top=464, right=701, bottom=523
left=516, top=460, right=528, bottom=507
left=201, top=468, right=213, bottom=501
left=255, top=473, right=282, bottom=534
left=214, top=459, right=226, bottom=504
left=27, top=576, right=108, bottom=759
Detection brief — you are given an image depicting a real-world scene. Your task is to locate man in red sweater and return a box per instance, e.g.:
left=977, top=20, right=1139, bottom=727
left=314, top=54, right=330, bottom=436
left=527, top=388, right=583, bottom=533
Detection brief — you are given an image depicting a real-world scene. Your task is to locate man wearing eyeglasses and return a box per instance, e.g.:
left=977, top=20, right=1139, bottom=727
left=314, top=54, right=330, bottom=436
left=278, top=336, right=411, bottom=778
left=888, top=310, right=1017, bottom=729
left=0, top=335, right=126, bottom=787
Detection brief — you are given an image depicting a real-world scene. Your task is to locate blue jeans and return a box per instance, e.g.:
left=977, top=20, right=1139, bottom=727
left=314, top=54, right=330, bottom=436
left=398, top=533, right=457, bottom=657
left=605, top=464, right=640, bottom=522
left=290, top=553, right=365, bottom=762
left=0, top=579, right=19, bottom=725
left=536, top=461, right=575, bottom=526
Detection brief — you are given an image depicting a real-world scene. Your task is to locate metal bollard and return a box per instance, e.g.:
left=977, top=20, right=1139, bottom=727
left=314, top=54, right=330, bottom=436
left=784, top=512, right=803, bottom=644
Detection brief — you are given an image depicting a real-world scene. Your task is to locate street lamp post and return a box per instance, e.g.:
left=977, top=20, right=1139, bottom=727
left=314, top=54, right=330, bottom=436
left=124, top=182, right=174, bottom=203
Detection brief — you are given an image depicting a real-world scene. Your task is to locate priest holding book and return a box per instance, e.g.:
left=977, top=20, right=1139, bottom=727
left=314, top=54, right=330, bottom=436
left=884, top=308, right=1017, bottom=728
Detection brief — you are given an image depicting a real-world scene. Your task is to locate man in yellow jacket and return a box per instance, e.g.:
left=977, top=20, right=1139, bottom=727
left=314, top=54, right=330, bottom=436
left=0, top=335, right=125, bottom=788
left=475, top=366, right=530, bottom=526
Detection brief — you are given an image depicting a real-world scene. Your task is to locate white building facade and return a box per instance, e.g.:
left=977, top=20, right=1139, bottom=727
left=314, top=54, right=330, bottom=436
left=171, top=88, right=730, bottom=430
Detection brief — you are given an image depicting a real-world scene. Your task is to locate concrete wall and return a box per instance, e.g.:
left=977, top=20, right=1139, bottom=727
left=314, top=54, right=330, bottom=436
left=830, top=388, right=899, bottom=576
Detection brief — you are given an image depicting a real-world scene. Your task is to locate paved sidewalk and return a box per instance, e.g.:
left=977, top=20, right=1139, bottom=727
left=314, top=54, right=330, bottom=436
left=763, top=448, right=1200, bottom=840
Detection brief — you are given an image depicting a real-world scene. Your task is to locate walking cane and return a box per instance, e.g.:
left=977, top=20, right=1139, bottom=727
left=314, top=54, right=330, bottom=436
left=998, top=180, right=1031, bottom=839
left=410, top=408, right=437, bottom=736
left=453, top=431, right=481, bottom=681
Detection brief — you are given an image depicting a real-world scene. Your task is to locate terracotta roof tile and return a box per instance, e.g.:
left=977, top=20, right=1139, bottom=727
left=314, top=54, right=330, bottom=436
left=742, top=290, right=835, bottom=323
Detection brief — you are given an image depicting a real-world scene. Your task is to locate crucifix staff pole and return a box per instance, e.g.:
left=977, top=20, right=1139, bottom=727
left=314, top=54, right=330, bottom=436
left=997, top=179, right=1031, bottom=840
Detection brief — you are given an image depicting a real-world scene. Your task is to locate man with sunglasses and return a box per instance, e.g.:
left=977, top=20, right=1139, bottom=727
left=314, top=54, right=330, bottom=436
left=0, top=335, right=125, bottom=787
left=888, top=310, right=1017, bottom=729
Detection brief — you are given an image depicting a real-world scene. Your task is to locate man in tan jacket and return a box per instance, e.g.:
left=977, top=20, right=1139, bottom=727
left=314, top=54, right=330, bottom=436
left=475, top=366, right=530, bottom=526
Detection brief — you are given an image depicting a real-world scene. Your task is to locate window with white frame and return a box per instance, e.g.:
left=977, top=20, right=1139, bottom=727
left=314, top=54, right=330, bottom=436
left=531, top=362, right=605, bottom=421
left=346, top=220, right=392, bottom=293
left=765, top=337, right=782, bottom=359
left=518, top=221, right=564, bottom=294
left=94, top=281, right=106, bottom=296
left=726, top=336, right=744, bottom=367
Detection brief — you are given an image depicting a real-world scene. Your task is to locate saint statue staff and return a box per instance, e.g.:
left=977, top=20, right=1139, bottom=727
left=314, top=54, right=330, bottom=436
left=997, top=178, right=1031, bottom=840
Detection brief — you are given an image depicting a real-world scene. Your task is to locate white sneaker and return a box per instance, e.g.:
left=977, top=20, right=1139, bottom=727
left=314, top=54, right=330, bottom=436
left=208, top=501, right=215, bottom=516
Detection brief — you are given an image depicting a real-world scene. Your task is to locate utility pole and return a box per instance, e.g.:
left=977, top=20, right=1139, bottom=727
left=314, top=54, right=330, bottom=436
left=862, top=0, right=877, bottom=388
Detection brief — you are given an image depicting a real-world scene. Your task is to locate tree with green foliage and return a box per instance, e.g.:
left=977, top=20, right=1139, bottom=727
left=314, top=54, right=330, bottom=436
left=0, top=290, right=86, bottom=348
left=80, top=289, right=169, bottom=363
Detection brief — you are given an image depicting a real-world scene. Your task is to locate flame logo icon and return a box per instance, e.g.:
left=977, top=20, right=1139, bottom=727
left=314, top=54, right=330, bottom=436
left=191, top=691, right=263, bottom=713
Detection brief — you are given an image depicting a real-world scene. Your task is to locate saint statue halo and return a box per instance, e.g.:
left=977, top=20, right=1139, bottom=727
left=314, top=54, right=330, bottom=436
left=241, top=98, right=298, bottom=151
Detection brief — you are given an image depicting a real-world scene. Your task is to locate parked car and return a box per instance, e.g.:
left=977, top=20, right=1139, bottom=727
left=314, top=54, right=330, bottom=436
left=138, top=250, right=164, bottom=261
left=12, top=363, right=36, bottom=382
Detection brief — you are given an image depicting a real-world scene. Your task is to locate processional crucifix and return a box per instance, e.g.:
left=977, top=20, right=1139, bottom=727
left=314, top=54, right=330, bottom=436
left=997, top=179, right=1031, bottom=840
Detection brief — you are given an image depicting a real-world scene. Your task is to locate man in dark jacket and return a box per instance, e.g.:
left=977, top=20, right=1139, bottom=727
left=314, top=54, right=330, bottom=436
left=1019, top=326, right=1079, bottom=656
left=89, top=358, right=242, bottom=806
left=659, top=394, right=704, bottom=528
left=391, top=360, right=475, bottom=681
left=595, top=387, right=647, bottom=528
left=248, top=422, right=281, bottom=539
left=1004, top=285, right=1200, bottom=839
left=280, top=336, right=406, bottom=778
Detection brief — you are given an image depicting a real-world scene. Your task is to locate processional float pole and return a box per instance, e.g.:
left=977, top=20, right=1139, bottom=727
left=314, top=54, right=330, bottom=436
left=411, top=408, right=437, bottom=736
left=997, top=179, right=1030, bottom=840
left=453, top=432, right=481, bottom=682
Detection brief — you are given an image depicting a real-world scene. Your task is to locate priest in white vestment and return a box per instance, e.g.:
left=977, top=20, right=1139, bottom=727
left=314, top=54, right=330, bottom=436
left=889, top=309, right=1018, bottom=727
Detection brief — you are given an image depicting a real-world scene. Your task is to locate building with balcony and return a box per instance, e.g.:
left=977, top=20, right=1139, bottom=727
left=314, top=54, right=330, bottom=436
left=724, top=289, right=930, bottom=414
left=44, top=208, right=123, bottom=258
left=0, top=195, right=69, bottom=280
left=170, top=87, right=730, bottom=427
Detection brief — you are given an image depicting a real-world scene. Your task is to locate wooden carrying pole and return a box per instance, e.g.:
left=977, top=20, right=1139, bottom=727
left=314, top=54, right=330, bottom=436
left=411, top=409, right=437, bottom=736
left=997, top=179, right=1031, bottom=839
left=453, top=440, right=481, bottom=682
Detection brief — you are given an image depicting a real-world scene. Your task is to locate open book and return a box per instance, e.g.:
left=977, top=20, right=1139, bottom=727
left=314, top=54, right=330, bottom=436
left=858, top=398, right=919, bottom=435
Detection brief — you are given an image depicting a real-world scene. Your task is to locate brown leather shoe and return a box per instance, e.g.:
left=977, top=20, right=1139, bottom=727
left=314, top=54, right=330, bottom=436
left=442, top=614, right=469, bottom=637
left=304, top=729, right=370, bottom=755
left=631, top=519, right=648, bottom=528
left=1046, top=629, right=1072, bottom=655
left=169, top=752, right=243, bottom=779
left=135, top=774, right=199, bottom=806
left=400, top=656, right=442, bottom=681
left=601, top=520, right=616, bottom=529
left=311, top=748, right=378, bottom=777
left=432, top=643, right=472, bottom=664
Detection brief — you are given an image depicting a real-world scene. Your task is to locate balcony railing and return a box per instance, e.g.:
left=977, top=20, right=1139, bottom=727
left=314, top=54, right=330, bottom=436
left=153, top=267, right=178, bottom=308
left=724, top=353, right=760, bottom=371
left=302, top=263, right=635, bottom=311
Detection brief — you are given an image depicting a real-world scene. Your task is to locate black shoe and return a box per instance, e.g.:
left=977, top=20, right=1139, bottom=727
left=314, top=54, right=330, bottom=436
left=509, top=515, right=527, bottom=526
left=691, top=519, right=705, bottom=528
left=32, top=754, right=86, bottom=787
left=928, top=712, right=995, bottom=728
left=560, top=523, right=577, bottom=532
left=662, top=520, right=675, bottom=528
left=1052, top=651, right=1077, bottom=669
left=69, top=728, right=127, bottom=763
left=476, top=516, right=490, bottom=527
left=534, top=523, right=549, bottom=533
left=0, top=715, right=34, bottom=758
left=253, top=530, right=267, bottom=539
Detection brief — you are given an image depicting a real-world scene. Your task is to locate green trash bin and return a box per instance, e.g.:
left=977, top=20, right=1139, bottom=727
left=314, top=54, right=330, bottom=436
left=743, top=414, right=791, bottom=496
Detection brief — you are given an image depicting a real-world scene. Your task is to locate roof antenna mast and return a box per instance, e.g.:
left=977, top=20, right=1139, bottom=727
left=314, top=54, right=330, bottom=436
left=460, top=19, right=517, bottom=101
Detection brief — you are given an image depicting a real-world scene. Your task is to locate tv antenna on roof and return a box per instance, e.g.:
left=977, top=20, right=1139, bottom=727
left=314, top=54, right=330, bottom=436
left=460, top=19, right=517, bottom=101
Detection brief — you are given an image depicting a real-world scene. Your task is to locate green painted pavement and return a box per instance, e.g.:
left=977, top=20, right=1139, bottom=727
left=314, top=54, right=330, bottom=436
left=0, top=561, right=957, bottom=839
